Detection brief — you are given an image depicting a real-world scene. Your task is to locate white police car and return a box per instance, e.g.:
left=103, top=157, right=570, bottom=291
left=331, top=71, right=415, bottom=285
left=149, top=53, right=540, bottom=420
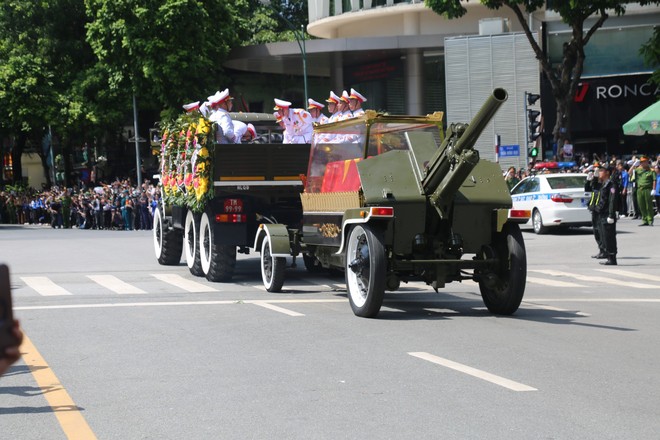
left=510, top=173, right=592, bottom=234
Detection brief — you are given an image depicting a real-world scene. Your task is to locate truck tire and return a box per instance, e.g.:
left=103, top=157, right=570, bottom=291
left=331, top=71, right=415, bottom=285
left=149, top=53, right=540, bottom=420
left=184, top=210, right=204, bottom=276
left=479, top=222, right=526, bottom=315
left=153, top=206, right=183, bottom=266
left=199, top=212, right=236, bottom=282
left=345, top=224, right=386, bottom=318
left=260, top=234, right=286, bottom=292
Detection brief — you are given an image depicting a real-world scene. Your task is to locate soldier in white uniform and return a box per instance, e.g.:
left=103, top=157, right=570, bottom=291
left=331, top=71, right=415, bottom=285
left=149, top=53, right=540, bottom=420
left=348, top=88, right=367, bottom=117
left=307, top=98, right=328, bottom=125
left=232, top=121, right=257, bottom=144
left=274, top=112, right=292, bottom=144
left=326, top=91, right=341, bottom=123
left=207, top=89, right=235, bottom=143
left=274, top=98, right=313, bottom=143
left=336, top=90, right=351, bottom=121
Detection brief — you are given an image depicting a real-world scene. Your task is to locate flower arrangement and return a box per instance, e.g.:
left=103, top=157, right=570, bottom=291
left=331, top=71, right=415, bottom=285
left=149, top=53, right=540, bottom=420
left=158, top=112, right=214, bottom=212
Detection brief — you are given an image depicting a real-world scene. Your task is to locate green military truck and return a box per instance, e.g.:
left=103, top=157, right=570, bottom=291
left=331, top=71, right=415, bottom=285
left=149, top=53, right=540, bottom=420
left=152, top=112, right=309, bottom=281
left=253, top=89, right=532, bottom=318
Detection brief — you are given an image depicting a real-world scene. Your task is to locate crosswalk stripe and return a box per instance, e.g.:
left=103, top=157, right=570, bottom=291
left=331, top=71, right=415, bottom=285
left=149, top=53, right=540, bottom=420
left=87, top=275, right=146, bottom=294
left=150, top=273, right=218, bottom=292
left=595, top=268, right=660, bottom=283
left=20, top=277, right=73, bottom=296
left=529, top=269, right=657, bottom=289
left=526, top=276, right=585, bottom=287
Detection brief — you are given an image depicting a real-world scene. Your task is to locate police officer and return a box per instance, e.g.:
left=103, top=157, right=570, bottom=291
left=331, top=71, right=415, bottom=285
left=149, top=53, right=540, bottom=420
left=595, top=165, right=618, bottom=265
left=635, top=156, right=656, bottom=226
left=585, top=162, right=605, bottom=259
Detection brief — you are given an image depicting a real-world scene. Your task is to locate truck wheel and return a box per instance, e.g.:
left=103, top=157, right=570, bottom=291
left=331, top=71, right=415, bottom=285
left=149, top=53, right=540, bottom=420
left=153, top=206, right=183, bottom=265
left=479, top=223, right=526, bottom=315
left=345, top=224, right=386, bottom=318
left=260, top=234, right=285, bottom=292
left=184, top=211, right=204, bottom=276
left=532, top=209, right=547, bottom=234
left=199, top=212, right=236, bottom=282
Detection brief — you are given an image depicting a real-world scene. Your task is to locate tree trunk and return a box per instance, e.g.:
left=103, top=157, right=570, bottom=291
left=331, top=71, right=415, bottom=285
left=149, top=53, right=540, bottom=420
left=10, top=135, right=26, bottom=184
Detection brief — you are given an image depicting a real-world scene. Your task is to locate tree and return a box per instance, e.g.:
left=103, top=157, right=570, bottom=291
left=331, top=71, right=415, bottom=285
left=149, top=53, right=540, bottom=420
left=424, top=0, right=660, bottom=144
left=85, top=0, right=248, bottom=118
left=241, top=0, right=309, bottom=45
left=640, top=27, right=660, bottom=88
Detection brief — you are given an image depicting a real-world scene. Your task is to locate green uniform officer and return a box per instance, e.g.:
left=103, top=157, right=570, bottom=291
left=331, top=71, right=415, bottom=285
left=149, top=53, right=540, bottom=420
left=635, top=156, right=657, bottom=226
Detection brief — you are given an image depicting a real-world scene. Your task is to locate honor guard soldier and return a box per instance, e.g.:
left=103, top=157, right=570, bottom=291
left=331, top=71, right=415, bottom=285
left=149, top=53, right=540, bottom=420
left=208, top=89, right=235, bottom=143
left=232, top=121, right=257, bottom=144
left=585, top=162, right=606, bottom=259
left=274, top=112, right=292, bottom=144
left=182, top=101, right=200, bottom=113
left=326, top=91, right=341, bottom=123
left=348, top=88, right=367, bottom=117
left=635, top=156, right=656, bottom=226
left=336, top=90, right=351, bottom=121
left=274, top=98, right=313, bottom=143
left=307, top=99, right=328, bottom=125
left=595, top=165, right=618, bottom=265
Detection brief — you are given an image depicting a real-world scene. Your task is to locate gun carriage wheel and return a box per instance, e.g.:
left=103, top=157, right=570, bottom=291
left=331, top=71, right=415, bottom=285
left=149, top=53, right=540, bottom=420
left=345, top=224, right=386, bottom=318
left=184, top=211, right=204, bottom=276
left=260, top=234, right=286, bottom=292
left=478, top=223, right=526, bottom=315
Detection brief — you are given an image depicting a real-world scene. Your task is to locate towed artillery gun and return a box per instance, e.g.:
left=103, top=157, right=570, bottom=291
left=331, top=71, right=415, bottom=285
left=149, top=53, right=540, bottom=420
left=254, top=88, right=531, bottom=318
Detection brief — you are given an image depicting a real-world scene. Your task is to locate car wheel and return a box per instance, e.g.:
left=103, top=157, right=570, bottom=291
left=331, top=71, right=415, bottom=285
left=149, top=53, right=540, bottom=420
left=532, top=209, right=548, bottom=235
left=345, top=224, right=386, bottom=318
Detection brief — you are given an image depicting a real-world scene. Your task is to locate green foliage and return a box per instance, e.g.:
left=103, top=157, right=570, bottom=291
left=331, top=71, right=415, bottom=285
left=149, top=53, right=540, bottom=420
left=640, top=27, right=660, bottom=87
left=242, top=0, right=309, bottom=45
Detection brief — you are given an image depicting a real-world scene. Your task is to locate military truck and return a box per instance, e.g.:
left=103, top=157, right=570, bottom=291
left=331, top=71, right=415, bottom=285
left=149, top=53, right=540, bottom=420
left=254, top=88, right=531, bottom=318
left=152, top=112, right=309, bottom=281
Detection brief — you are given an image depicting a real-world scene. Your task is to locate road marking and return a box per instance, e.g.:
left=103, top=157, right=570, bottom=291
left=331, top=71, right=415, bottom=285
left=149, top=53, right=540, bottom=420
left=423, top=308, right=459, bottom=314
left=21, top=333, right=98, bottom=439
left=529, top=269, right=657, bottom=289
left=522, top=302, right=591, bottom=317
left=408, top=352, right=537, bottom=392
left=596, top=268, right=660, bottom=283
left=20, top=277, right=72, bottom=296
left=251, top=301, right=304, bottom=316
left=526, top=276, right=585, bottom=288
left=87, top=275, right=146, bottom=294
left=526, top=298, right=660, bottom=303
left=150, top=274, right=218, bottom=292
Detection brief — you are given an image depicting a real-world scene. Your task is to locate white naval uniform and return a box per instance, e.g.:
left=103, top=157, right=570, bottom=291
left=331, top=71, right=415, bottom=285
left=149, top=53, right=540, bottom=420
left=209, top=108, right=234, bottom=144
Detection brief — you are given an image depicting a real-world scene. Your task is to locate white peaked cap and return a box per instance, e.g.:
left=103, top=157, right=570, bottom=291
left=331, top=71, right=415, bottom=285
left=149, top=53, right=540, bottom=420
left=182, top=101, right=200, bottom=112
left=208, top=89, right=231, bottom=105
left=341, top=90, right=350, bottom=102
left=274, top=98, right=292, bottom=109
left=246, top=123, right=256, bottom=138
left=326, top=91, right=340, bottom=104
left=307, top=98, right=325, bottom=110
left=349, top=88, right=367, bottom=103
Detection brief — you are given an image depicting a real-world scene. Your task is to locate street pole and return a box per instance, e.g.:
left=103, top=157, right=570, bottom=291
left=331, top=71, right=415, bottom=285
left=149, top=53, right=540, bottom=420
left=48, top=124, right=55, bottom=185
left=132, top=93, right=142, bottom=187
left=300, top=24, right=308, bottom=105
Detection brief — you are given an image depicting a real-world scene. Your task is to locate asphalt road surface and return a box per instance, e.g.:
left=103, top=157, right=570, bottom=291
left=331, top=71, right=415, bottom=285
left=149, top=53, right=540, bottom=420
left=1, top=218, right=659, bottom=439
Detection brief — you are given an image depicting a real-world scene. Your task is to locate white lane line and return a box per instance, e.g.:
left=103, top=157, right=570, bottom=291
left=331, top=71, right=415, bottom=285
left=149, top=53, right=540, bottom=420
left=423, top=308, right=459, bottom=314
left=530, top=269, right=657, bottom=289
left=87, top=275, right=146, bottom=294
left=522, top=302, right=591, bottom=317
left=20, top=277, right=72, bottom=296
left=526, top=276, right=585, bottom=288
left=596, top=268, right=660, bottom=283
left=15, top=300, right=238, bottom=311
left=151, top=274, right=217, bottom=292
left=526, top=298, right=660, bottom=303
left=408, top=352, right=537, bottom=392
left=250, top=301, right=304, bottom=316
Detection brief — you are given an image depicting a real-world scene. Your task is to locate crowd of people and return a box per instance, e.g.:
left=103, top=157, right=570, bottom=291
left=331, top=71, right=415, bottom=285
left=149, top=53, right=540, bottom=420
left=0, top=178, right=161, bottom=230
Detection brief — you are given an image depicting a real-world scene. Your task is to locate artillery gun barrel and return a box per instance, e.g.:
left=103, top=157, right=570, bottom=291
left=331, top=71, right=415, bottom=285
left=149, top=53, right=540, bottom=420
left=421, top=88, right=508, bottom=217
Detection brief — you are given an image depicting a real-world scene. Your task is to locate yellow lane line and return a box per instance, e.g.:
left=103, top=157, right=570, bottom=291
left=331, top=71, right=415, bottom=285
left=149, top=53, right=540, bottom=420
left=21, top=334, right=97, bottom=440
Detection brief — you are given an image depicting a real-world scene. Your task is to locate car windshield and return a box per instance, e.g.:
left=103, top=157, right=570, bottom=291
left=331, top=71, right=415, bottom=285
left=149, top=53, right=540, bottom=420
left=546, top=175, right=586, bottom=190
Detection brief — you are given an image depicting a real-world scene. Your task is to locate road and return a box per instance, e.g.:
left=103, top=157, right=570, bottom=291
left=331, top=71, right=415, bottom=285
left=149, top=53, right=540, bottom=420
left=1, top=219, right=659, bottom=439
